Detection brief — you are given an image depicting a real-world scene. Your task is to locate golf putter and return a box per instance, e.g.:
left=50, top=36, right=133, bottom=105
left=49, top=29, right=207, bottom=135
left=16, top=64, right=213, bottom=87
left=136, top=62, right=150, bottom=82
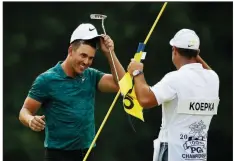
left=90, top=14, right=119, bottom=82
left=90, top=14, right=107, bottom=34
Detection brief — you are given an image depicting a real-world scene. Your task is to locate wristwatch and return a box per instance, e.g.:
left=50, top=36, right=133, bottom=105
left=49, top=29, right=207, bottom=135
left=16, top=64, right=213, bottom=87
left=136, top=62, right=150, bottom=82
left=132, top=70, right=143, bottom=77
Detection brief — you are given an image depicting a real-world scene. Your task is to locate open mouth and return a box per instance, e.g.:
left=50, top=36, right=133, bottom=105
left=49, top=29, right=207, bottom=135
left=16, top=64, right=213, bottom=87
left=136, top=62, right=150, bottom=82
left=79, top=64, right=86, bottom=71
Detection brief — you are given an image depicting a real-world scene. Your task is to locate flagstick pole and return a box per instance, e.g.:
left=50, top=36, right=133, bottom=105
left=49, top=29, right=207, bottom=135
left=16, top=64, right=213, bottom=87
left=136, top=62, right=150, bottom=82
left=82, top=91, right=121, bottom=161
left=83, top=2, right=168, bottom=161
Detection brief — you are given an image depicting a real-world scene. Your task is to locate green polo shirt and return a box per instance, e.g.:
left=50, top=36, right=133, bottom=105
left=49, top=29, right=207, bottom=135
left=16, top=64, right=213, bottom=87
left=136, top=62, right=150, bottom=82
left=28, top=61, right=104, bottom=150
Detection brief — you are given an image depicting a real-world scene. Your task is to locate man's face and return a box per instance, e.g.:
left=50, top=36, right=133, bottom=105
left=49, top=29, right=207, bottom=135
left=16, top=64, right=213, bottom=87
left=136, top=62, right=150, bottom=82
left=70, top=44, right=96, bottom=74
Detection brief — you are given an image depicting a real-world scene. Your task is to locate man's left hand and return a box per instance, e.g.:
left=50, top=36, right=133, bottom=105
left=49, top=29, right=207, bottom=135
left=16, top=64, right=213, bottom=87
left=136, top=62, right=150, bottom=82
left=100, top=34, right=114, bottom=54
left=127, top=59, right=144, bottom=76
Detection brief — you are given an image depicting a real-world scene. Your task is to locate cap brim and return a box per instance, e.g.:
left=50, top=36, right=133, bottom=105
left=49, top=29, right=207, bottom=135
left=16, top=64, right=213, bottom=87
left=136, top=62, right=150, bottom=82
left=70, top=35, right=102, bottom=44
left=81, top=35, right=102, bottom=40
left=169, top=38, right=174, bottom=46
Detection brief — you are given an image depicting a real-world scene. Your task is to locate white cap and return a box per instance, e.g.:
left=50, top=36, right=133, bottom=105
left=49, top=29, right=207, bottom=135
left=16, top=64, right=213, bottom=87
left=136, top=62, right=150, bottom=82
left=169, top=29, right=200, bottom=50
left=70, top=23, right=101, bottom=43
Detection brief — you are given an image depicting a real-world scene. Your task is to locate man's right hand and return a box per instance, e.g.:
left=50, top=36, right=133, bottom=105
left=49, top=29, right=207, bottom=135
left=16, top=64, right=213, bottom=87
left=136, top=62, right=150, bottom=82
left=29, top=115, right=45, bottom=132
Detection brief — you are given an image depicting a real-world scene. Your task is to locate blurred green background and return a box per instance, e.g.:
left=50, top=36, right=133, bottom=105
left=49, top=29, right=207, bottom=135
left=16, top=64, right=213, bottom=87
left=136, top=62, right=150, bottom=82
left=3, top=2, right=233, bottom=161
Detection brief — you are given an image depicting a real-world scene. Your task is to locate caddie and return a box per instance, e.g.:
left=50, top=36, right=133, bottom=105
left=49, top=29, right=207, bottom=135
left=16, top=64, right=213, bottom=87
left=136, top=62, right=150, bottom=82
left=127, top=28, right=220, bottom=161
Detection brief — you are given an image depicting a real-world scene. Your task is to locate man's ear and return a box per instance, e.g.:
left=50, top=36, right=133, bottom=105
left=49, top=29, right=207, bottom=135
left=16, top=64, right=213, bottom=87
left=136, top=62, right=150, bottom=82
left=68, top=45, right=73, bottom=55
left=197, top=49, right=200, bottom=55
left=174, top=47, right=178, bottom=56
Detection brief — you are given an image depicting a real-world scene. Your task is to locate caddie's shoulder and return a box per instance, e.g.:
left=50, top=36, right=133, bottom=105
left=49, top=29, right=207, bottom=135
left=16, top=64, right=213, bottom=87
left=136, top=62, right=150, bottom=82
left=209, top=69, right=219, bottom=76
left=208, top=69, right=220, bottom=81
left=159, top=71, right=179, bottom=85
left=163, top=71, right=178, bottom=80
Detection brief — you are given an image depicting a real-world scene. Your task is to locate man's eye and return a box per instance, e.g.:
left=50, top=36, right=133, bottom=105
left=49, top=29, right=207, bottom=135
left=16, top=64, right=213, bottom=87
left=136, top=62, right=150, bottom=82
left=81, top=54, right=86, bottom=57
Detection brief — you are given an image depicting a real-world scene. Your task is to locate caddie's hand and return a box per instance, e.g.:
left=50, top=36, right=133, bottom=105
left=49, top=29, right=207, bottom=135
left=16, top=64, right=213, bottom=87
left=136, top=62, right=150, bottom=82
left=127, top=59, right=144, bottom=76
left=29, top=115, right=45, bottom=132
left=100, top=34, right=114, bottom=54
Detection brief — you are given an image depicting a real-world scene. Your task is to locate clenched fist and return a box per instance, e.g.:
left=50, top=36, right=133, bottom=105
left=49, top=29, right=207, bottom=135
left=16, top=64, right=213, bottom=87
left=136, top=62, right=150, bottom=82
left=29, top=115, right=45, bottom=132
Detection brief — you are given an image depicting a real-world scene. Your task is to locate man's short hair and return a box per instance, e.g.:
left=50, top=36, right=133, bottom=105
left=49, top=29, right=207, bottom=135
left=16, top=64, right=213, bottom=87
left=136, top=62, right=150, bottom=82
left=177, top=47, right=199, bottom=59
left=71, top=38, right=99, bottom=51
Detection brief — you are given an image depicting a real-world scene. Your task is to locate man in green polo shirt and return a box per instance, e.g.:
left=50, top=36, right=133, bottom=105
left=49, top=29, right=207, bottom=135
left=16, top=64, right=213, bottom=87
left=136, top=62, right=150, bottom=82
left=19, top=23, right=125, bottom=161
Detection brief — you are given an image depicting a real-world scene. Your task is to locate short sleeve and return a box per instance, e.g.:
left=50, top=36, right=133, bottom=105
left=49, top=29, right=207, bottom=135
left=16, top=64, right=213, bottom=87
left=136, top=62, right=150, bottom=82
left=94, top=69, right=105, bottom=85
left=28, top=74, right=49, bottom=103
left=150, top=72, right=177, bottom=105
left=88, top=68, right=105, bottom=89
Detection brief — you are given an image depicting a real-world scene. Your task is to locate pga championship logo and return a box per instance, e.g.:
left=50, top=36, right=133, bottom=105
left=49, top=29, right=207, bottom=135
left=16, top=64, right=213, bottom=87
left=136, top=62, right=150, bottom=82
left=180, top=120, right=207, bottom=160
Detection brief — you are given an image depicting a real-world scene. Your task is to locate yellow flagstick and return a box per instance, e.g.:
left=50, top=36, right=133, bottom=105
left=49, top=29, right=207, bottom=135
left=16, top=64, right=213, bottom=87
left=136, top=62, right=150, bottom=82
left=144, top=2, right=167, bottom=45
left=83, top=2, right=168, bottom=161
left=121, top=2, right=168, bottom=120
left=82, top=92, right=121, bottom=161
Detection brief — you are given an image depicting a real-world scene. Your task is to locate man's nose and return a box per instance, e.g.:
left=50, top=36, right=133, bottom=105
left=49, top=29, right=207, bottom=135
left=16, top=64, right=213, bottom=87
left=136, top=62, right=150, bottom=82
left=83, top=58, right=89, bottom=65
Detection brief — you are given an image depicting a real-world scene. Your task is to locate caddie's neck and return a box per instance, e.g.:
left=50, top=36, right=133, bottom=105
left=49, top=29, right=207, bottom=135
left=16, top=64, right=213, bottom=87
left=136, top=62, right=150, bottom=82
left=61, top=57, right=77, bottom=78
left=176, top=56, right=197, bottom=70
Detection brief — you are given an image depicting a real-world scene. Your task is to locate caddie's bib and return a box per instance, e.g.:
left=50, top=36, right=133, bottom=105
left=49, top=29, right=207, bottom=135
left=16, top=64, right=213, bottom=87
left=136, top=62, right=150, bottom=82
left=167, top=98, right=219, bottom=161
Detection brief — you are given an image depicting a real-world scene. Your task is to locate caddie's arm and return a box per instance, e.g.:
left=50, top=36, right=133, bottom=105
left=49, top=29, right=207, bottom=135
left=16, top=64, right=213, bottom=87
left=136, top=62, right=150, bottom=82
left=196, top=55, right=211, bottom=70
left=127, top=59, right=158, bottom=108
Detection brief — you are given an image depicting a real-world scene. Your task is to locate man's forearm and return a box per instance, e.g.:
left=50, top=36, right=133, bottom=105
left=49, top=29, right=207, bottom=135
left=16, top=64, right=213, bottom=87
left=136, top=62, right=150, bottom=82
left=133, top=74, right=150, bottom=105
left=105, top=51, right=126, bottom=84
left=19, top=107, right=34, bottom=127
left=196, top=55, right=211, bottom=70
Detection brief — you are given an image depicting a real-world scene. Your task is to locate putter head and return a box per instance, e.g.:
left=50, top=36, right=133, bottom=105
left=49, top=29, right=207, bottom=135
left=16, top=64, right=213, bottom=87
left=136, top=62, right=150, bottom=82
left=90, top=14, right=107, bottom=20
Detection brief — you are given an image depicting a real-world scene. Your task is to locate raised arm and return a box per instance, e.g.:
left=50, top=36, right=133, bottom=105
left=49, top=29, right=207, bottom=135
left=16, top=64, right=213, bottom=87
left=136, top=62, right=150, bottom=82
left=98, top=34, right=126, bottom=92
left=196, top=55, right=211, bottom=70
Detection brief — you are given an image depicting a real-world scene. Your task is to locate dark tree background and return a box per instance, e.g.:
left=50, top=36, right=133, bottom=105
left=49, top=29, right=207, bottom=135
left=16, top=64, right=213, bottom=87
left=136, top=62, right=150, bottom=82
left=3, top=2, right=233, bottom=161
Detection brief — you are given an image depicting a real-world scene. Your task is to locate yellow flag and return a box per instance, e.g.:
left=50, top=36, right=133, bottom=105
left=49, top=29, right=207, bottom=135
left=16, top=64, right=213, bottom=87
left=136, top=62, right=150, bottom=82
left=118, top=72, right=132, bottom=96
left=118, top=51, right=145, bottom=121
left=123, top=87, right=144, bottom=121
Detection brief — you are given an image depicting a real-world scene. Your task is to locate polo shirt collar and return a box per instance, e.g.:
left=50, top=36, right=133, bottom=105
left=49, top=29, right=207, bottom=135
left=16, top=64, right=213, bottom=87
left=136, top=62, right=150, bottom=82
left=55, top=61, right=83, bottom=79
left=179, top=63, right=203, bottom=71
